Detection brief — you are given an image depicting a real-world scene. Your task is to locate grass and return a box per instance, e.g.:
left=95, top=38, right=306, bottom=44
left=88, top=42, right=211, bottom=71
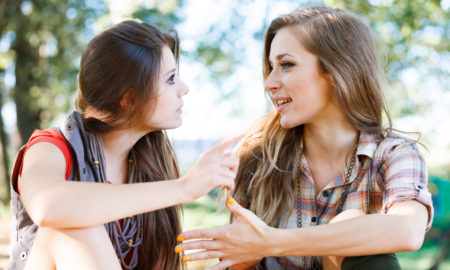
left=182, top=192, right=230, bottom=230
left=397, top=241, right=450, bottom=270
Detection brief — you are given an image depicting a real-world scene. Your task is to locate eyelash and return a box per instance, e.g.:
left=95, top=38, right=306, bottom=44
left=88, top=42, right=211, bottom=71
left=280, top=61, right=294, bottom=69
left=167, top=74, right=175, bottom=85
left=268, top=61, right=294, bottom=71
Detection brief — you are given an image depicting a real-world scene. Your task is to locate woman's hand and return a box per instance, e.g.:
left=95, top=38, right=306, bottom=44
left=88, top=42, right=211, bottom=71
left=176, top=198, right=273, bottom=270
left=180, top=135, right=243, bottom=202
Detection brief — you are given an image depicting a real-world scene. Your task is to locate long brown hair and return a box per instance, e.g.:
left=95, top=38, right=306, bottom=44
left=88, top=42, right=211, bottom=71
left=233, top=7, right=392, bottom=227
left=75, top=20, right=183, bottom=269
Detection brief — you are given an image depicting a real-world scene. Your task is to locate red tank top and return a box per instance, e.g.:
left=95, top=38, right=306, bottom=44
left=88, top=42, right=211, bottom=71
left=15, top=129, right=73, bottom=194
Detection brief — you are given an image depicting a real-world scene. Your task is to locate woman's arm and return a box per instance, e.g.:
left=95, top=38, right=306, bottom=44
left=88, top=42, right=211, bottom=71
left=177, top=198, right=428, bottom=270
left=271, top=199, right=428, bottom=257
left=20, top=135, right=241, bottom=229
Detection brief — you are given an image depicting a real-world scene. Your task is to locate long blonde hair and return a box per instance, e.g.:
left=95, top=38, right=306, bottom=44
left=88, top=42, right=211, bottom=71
left=233, top=7, right=391, bottom=227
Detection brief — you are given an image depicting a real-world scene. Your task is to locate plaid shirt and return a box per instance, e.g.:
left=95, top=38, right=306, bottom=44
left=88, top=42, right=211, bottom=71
left=257, top=132, right=434, bottom=270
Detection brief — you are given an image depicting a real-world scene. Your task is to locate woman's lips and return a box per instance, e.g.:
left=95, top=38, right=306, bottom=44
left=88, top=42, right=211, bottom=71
left=274, top=97, right=292, bottom=112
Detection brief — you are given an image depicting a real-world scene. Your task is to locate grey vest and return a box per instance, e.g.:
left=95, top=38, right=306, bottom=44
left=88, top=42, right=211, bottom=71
left=7, top=112, right=102, bottom=269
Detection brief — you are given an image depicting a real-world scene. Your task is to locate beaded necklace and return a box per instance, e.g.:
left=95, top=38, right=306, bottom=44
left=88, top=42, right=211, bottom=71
left=88, top=131, right=142, bottom=269
left=295, top=147, right=357, bottom=270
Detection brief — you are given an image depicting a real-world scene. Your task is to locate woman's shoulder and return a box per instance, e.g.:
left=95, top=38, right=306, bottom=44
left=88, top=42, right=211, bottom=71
left=27, top=128, right=70, bottom=151
left=25, top=128, right=73, bottom=178
left=375, top=132, right=423, bottom=160
left=29, top=128, right=65, bottom=140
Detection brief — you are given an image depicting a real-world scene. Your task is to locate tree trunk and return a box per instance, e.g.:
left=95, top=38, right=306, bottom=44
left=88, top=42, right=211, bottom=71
left=12, top=6, right=42, bottom=144
left=0, top=72, right=11, bottom=203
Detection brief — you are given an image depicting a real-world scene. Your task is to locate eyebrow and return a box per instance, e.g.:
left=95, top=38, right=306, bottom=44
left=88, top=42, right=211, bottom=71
left=275, top=53, right=294, bottom=60
left=164, top=68, right=176, bottom=76
left=269, top=53, right=295, bottom=63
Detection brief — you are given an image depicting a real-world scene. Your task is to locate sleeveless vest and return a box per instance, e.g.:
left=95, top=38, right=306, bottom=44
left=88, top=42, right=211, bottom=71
left=6, top=112, right=101, bottom=269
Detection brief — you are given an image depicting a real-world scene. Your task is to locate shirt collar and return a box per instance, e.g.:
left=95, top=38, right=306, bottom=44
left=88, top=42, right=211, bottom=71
left=356, top=131, right=382, bottom=159
left=298, top=131, right=381, bottom=171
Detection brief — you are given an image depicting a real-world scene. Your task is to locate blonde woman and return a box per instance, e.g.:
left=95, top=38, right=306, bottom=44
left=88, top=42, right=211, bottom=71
left=176, top=7, right=433, bottom=270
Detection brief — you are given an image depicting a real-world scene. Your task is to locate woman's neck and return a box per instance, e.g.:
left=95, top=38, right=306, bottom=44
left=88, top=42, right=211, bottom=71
left=303, top=117, right=358, bottom=165
left=101, top=128, right=145, bottom=165
left=100, top=128, right=147, bottom=184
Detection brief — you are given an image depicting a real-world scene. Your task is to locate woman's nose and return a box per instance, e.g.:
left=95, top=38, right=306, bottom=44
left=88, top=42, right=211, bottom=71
left=178, top=78, right=189, bottom=96
left=264, top=72, right=281, bottom=94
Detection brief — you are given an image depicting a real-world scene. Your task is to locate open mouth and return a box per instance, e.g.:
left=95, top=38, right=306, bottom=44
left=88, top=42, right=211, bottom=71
left=276, top=98, right=292, bottom=107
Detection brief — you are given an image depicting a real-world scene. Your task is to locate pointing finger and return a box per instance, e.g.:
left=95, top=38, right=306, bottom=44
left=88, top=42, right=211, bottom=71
left=209, top=133, right=245, bottom=153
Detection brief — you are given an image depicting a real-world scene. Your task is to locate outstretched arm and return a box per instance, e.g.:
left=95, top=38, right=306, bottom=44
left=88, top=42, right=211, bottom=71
left=20, top=135, right=243, bottom=229
left=177, top=197, right=428, bottom=270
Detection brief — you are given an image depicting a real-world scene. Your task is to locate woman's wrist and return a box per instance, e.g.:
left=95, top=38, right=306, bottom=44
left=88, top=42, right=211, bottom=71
left=173, top=177, right=195, bottom=204
left=263, top=226, right=284, bottom=257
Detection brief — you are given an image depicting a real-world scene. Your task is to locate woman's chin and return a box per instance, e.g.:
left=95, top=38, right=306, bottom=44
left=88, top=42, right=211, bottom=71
left=279, top=117, right=295, bottom=129
left=166, top=119, right=183, bottom=130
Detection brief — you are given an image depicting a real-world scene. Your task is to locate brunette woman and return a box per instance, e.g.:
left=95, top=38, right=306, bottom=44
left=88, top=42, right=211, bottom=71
left=8, top=20, right=240, bottom=270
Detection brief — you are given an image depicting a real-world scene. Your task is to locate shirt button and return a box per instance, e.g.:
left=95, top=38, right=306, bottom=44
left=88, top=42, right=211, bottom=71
left=418, top=185, right=423, bottom=189
left=311, top=216, right=317, bottom=223
left=20, top=251, right=27, bottom=260
left=323, top=191, right=329, bottom=197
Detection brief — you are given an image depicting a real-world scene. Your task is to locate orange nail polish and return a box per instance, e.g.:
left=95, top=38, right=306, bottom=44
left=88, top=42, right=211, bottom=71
left=175, top=247, right=182, bottom=253
left=228, top=197, right=234, bottom=205
left=183, top=256, right=191, bottom=262
left=177, top=236, right=184, bottom=242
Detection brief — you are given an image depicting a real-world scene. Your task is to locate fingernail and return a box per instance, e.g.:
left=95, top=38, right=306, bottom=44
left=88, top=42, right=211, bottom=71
left=177, top=236, right=184, bottom=242
left=183, top=256, right=191, bottom=262
left=228, top=197, right=234, bottom=205
left=175, top=247, right=183, bottom=253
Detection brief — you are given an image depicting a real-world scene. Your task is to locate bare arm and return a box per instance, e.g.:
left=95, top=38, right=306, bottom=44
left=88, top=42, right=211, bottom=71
left=177, top=198, right=428, bottom=270
left=20, top=135, right=242, bottom=229
left=271, top=200, right=428, bottom=257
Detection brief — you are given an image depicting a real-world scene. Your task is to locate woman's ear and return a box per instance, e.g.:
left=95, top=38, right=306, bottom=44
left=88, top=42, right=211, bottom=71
left=119, top=89, right=135, bottom=111
left=326, top=73, right=335, bottom=88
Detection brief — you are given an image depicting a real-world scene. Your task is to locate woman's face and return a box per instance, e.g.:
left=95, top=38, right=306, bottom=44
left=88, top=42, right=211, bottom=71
left=140, top=46, right=189, bottom=131
left=265, top=27, right=335, bottom=129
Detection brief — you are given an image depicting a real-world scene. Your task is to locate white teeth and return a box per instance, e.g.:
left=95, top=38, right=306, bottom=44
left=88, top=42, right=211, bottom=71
left=276, top=98, right=292, bottom=106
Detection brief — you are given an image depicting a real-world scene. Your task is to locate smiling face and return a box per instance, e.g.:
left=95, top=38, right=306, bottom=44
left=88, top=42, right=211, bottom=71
left=265, top=27, right=336, bottom=129
left=135, top=46, right=189, bottom=132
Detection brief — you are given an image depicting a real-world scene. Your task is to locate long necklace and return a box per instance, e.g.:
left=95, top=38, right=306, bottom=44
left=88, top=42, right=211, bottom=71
left=296, top=147, right=357, bottom=270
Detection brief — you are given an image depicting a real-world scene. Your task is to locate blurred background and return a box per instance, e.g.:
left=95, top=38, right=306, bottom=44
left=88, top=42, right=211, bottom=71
left=0, top=0, right=449, bottom=269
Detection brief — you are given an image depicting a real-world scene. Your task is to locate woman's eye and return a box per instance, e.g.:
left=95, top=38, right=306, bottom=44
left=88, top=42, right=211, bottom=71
left=167, top=74, right=175, bottom=85
left=281, top=62, right=294, bottom=69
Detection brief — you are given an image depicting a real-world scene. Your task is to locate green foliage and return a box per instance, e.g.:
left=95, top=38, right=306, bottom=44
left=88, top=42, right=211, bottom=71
left=0, top=0, right=185, bottom=142
left=1, top=0, right=107, bottom=141
left=132, top=2, right=181, bottom=31
left=183, top=194, right=230, bottom=229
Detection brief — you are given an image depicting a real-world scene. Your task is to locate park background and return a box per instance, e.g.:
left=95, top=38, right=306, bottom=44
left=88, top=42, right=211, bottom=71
left=0, top=0, right=449, bottom=269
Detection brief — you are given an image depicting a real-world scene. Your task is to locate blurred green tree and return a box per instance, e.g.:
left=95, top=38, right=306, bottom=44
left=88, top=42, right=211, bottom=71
left=0, top=0, right=107, bottom=202
left=0, top=0, right=185, bottom=202
left=10, top=0, right=107, bottom=142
